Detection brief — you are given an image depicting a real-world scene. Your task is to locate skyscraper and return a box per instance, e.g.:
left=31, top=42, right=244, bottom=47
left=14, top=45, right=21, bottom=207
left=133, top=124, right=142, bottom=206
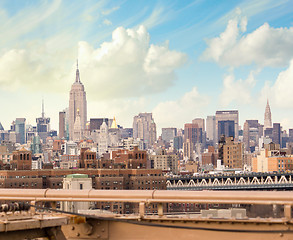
left=192, top=118, right=205, bottom=131
left=264, top=100, right=272, bottom=130
left=162, top=128, right=177, bottom=143
left=184, top=123, right=203, bottom=145
left=215, top=110, right=239, bottom=142
left=272, top=123, right=281, bottom=145
left=36, top=99, right=50, bottom=142
left=98, top=120, right=109, bottom=155
left=69, top=63, right=87, bottom=140
left=218, top=120, right=235, bottom=139
left=243, top=120, right=261, bottom=152
left=73, top=109, right=82, bottom=142
left=15, top=118, right=26, bottom=144
left=206, top=115, right=216, bottom=143
left=133, top=113, right=157, bottom=149
left=59, top=110, right=66, bottom=139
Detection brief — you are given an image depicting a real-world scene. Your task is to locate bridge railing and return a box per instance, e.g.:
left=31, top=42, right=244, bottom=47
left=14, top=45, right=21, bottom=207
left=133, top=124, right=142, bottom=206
left=0, top=189, right=292, bottom=219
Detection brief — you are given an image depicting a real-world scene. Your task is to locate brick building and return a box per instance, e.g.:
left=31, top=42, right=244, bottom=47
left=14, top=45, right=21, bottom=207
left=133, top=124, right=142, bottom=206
left=202, top=146, right=218, bottom=167
left=80, top=148, right=96, bottom=168
left=252, top=148, right=293, bottom=172
left=111, top=146, right=147, bottom=169
left=223, top=137, right=243, bottom=169
left=11, top=148, right=32, bottom=170
left=0, top=168, right=166, bottom=214
left=60, top=155, right=79, bottom=169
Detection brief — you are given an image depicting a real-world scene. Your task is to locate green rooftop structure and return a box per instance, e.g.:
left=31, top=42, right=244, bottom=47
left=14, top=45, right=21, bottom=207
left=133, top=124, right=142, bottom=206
left=66, top=174, right=88, bottom=178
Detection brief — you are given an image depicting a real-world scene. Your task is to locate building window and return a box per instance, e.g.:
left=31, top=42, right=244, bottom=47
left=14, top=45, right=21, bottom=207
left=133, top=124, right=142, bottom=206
left=80, top=183, right=83, bottom=190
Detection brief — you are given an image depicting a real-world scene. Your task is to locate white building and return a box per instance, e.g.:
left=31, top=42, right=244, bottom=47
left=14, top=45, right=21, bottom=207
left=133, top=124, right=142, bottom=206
left=98, top=121, right=109, bottom=156
left=62, top=174, right=92, bottom=213
left=206, top=116, right=216, bottom=143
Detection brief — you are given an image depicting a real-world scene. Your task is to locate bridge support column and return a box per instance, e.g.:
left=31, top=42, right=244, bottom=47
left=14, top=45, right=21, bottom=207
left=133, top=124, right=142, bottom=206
left=139, top=202, right=145, bottom=218
left=284, top=205, right=292, bottom=219
left=158, top=203, right=163, bottom=217
left=30, top=201, right=36, bottom=216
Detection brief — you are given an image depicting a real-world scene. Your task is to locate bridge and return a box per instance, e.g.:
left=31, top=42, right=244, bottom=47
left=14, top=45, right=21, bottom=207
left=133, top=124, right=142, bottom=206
left=0, top=189, right=292, bottom=239
left=167, top=172, right=293, bottom=190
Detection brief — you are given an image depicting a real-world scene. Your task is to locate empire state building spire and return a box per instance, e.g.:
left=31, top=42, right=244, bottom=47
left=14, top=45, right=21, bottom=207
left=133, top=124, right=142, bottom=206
left=264, top=99, right=272, bottom=129
left=75, top=60, right=81, bottom=83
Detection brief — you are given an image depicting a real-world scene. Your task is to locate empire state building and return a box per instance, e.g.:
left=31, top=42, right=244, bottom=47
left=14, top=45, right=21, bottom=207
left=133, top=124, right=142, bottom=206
left=69, top=63, right=87, bottom=141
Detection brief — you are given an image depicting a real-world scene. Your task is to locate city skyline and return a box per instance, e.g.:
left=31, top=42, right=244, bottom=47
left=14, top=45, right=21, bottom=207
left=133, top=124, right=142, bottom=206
left=1, top=0, right=293, bottom=132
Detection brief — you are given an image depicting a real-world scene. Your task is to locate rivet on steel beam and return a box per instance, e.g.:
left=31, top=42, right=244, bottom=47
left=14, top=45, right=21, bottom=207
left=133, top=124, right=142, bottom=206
left=71, top=226, right=75, bottom=230
left=76, top=233, right=80, bottom=237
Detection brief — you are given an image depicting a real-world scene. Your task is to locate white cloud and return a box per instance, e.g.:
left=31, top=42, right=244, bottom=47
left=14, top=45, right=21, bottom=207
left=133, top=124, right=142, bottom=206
left=202, top=18, right=239, bottom=63
left=0, top=41, right=74, bottom=92
left=141, top=7, right=166, bottom=29
left=78, top=25, right=187, bottom=99
left=217, top=0, right=289, bottom=27
left=103, top=19, right=112, bottom=26
left=260, top=59, right=293, bottom=108
left=0, top=25, right=186, bottom=99
left=202, top=17, right=293, bottom=67
left=280, top=118, right=292, bottom=132
left=152, top=87, right=209, bottom=130
left=102, top=6, right=120, bottom=16
left=220, top=71, right=256, bottom=107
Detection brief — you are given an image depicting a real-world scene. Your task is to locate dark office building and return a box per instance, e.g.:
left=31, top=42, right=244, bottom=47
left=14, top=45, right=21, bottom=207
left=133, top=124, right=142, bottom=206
left=264, top=128, right=273, bottom=139
left=218, top=120, right=235, bottom=139
left=174, top=136, right=183, bottom=150
left=90, top=118, right=109, bottom=132
left=272, top=123, right=281, bottom=145
left=121, top=128, right=133, bottom=138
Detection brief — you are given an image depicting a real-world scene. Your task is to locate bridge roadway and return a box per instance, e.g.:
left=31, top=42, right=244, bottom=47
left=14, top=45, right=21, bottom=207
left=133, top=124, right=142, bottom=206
left=167, top=171, right=293, bottom=190
left=0, top=189, right=292, bottom=239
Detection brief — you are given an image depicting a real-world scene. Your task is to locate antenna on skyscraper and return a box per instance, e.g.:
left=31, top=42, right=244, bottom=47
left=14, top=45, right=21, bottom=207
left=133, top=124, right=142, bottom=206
left=75, top=59, right=80, bottom=83
left=42, top=97, right=45, bottom=118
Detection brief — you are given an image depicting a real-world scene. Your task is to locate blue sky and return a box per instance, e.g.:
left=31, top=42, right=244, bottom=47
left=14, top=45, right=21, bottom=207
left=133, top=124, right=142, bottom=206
left=1, top=0, right=293, bottom=133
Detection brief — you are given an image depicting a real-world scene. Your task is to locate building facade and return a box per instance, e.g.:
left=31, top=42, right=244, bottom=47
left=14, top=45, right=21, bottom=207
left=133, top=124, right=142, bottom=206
left=69, top=64, right=87, bottom=141
left=161, top=128, right=177, bottom=143
left=206, top=116, right=216, bottom=144
left=223, top=137, right=244, bottom=169
left=133, top=113, right=157, bottom=149
left=252, top=148, right=293, bottom=172
left=149, top=149, right=178, bottom=174
left=215, top=111, right=239, bottom=142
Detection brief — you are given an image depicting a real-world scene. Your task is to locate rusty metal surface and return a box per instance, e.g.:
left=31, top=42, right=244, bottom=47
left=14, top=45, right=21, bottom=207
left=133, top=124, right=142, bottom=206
left=61, top=218, right=293, bottom=240
left=0, top=214, right=68, bottom=232
left=107, top=220, right=293, bottom=240
left=0, top=228, right=48, bottom=240
left=62, top=218, right=109, bottom=240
